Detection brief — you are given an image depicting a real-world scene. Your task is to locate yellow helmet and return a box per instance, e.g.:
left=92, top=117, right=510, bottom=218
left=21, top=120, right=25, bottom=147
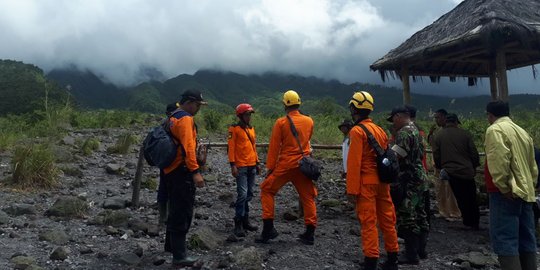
left=282, top=90, right=301, bottom=106
left=349, top=91, right=374, bottom=111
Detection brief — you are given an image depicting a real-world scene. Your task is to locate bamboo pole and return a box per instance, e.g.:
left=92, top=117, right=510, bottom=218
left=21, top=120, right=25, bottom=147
left=402, top=68, right=411, bottom=104
left=489, top=61, right=498, bottom=100
left=131, top=146, right=144, bottom=207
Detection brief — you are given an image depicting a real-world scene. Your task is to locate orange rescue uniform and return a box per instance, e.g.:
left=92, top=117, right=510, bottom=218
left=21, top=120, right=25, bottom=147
left=227, top=124, right=259, bottom=167
left=261, top=110, right=318, bottom=226
left=346, top=118, right=399, bottom=257
left=164, top=113, right=199, bottom=174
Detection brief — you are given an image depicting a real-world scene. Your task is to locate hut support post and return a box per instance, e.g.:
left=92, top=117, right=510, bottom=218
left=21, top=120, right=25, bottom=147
left=401, top=68, right=411, bottom=104
left=496, top=50, right=509, bottom=101
left=489, top=62, right=498, bottom=100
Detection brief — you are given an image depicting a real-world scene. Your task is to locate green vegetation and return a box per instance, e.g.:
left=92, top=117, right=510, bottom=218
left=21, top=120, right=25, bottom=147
left=107, top=133, right=138, bottom=154
left=10, top=144, right=60, bottom=189
left=81, top=138, right=100, bottom=156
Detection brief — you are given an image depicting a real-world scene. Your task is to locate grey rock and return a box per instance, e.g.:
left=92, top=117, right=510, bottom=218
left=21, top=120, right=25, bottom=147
left=0, top=210, right=10, bottom=224
left=50, top=247, right=69, bottom=261
left=128, top=218, right=149, bottom=232
left=9, top=231, right=20, bottom=238
left=11, top=256, right=36, bottom=269
left=45, top=196, right=89, bottom=218
left=100, top=210, right=131, bottom=227
left=106, top=163, right=124, bottom=175
left=218, top=192, right=235, bottom=204
left=80, top=247, right=93, bottom=255
left=283, top=211, right=298, bottom=221
left=61, top=136, right=76, bottom=146
left=39, top=230, right=70, bottom=245
left=146, top=225, right=160, bottom=237
left=189, top=226, right=221, bottom=250
left=52, top=146, right=73, bottom=163
left=205, top=174, right=218, bottom=182
left=102, top=197, right=126, bottom=210
left=4, top=203, right=37, bottom=216
left=233, top=246, right=263, bottom=270
left=104, top=226, right=119, bottom=235
left=321, top=199, right=341, bottom=207
left=152, top=256, right=166, bottom=266
left=118, top=253, right=141, bottom=265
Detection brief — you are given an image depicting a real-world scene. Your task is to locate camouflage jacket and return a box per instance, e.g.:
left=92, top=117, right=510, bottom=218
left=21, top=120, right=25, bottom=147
left=392, top=122, right=428, bottom=185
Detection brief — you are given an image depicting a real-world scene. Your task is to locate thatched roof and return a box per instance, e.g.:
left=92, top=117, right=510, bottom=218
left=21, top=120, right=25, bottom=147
left=370, top=0, right=540, bottom=82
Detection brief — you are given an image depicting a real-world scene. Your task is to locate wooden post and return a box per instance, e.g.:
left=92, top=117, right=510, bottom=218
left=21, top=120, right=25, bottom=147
left=132, top=146, right=144, bottom=207
left=401, top=68, right=411, bottom=104
left=489, top=61, right=498, bottom=100
left=496, top=50, right=509, bottom=101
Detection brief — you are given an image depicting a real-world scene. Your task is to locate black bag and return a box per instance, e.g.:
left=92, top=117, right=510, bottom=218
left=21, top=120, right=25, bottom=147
left=286, top=115, right=322, bottom=181
left=143, top=110, right=187, bottom=169
left=390, top=178, right=407, bottom=206
left=357, top=124, right=399, bottom=183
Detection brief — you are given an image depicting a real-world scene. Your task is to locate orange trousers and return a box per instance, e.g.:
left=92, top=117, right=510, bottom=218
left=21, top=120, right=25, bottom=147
left=261, top=166, right=318, bottom=226
left=356, top=184, right=399, bottom=257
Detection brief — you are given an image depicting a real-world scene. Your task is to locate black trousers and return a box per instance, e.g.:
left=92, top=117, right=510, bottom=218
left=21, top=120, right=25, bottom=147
left=164, top=166, right=195, bottom=259
left=448, top=176, right=479, bottom=228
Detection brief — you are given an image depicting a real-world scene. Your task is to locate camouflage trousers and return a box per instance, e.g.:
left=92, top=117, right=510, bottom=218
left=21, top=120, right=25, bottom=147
left=396, top=181, right=429, bottom=235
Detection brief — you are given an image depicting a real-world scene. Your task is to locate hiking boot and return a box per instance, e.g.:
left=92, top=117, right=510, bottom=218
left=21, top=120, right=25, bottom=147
left=172, top=256, right=199, bottom=268
left=297, top=224, right=315, bottom=245
left=418, top=231, right=428, bottom=259
left=398, top=230, right=420, bottom=265
left=498, top=255, right=521, bottom=270
left=519, top=252, right=537, bottom=270
left=380, top=252, right=398, bottom=270
left=362, top=257, right=378, bottom=270
left=255, top=219, right=279, bottom=244
left=243, top=215, right=258, bottom=232
left=233, top=217, right=246, bottom=237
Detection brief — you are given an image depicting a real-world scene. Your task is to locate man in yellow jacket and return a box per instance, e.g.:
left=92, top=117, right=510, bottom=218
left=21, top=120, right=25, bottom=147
left=346, top=91, right=399, bottom=270
left=228, top=103, right=260, bottom=237
left=485, top=100, right=538, bottom=270
left=256, top=90, right=318, bottom=245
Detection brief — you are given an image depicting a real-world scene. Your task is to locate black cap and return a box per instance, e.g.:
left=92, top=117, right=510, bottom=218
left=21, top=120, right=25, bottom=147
left=180, top=90, right=208, bottom=105
left=338, top=119, right=353, bottom=129
left=404, top=104, right=417, bottom=118
left=387, top=106, right=410, bottom=122
left=445, top=113, right=461, bottom=124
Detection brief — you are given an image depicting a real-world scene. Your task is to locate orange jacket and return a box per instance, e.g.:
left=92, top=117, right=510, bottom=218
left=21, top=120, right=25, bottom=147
left=227, top=124, right=259, bottom=167
left=163, top=112, right=199, bottom=174
left=346, top=118, right=388, bottom=195
left=266, top=110, right=314, bottom=171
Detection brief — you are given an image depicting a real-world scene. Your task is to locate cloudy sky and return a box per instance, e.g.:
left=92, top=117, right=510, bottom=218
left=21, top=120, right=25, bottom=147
left=0, top=0, right=538, bottom=96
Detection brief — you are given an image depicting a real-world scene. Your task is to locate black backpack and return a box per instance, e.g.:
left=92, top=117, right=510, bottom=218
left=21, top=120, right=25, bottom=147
left=143, top=110, right=188, bottom=169
left=357, top=124, right=399, bottom=183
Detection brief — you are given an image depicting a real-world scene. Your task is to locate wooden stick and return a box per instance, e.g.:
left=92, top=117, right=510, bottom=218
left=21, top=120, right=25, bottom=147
left=131, top=146, right=144, bottom=207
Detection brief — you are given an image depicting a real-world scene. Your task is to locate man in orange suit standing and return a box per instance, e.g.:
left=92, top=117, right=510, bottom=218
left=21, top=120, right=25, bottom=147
left=256, top=90, right=318, bottom=245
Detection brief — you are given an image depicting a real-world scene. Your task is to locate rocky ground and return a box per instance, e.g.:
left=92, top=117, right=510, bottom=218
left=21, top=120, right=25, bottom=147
left=0, top=127, right=536, bottom=270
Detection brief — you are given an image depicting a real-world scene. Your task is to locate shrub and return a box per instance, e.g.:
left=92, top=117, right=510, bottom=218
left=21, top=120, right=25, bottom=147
left=10, top=144, right=60, bottom=189
left=107, top=133, right=138, bottom=154
left=81, top=138, right=100, bottom=156
left=202, top=109, right=222, bottom=133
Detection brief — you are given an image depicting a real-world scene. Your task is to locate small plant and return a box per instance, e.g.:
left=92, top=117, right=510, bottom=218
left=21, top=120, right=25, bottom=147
left=141, top=177, right=158, bottom=190
left=10, top=143, right=60, bottom=189
left=81, top=138, right=100, bottom=156
left=107, top=133, right=137, bottom=154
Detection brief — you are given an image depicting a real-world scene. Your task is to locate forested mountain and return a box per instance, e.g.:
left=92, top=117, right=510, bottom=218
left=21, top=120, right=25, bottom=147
left=2, top=59, right=540, bottom=117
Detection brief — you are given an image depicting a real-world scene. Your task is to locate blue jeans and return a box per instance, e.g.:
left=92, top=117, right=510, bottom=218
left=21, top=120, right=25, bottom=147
left=489, top=192, right=537, bottom=256
left=235, top=166, right=256, bottom=218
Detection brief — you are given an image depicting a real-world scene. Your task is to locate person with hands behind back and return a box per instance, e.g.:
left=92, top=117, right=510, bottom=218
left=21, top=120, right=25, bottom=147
left=227, top=103, right=260, bottom=237
left=163, top=89, right=207, bottom=269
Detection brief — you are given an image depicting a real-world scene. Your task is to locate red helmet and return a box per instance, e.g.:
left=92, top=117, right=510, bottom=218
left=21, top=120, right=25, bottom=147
left=236, top=103, right=255, bottom=116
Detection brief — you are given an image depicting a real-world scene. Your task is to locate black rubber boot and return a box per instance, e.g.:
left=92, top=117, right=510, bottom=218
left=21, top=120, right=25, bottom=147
left=498, top=256, right=521, bottom=270
left=398, top=230, right=420, bottom=265
left=171, top=233, right=199, bottom=268
left=418, top=231, right=428, bottom=259
left=158, top=201, right=167, bottom=226
left=519, top=252, right=537, bottom=270
left=297, top=224, right=315, bottom=245
left=243, top=214, right=258, bottom=232
left=362, top=257, right=378, bottom=270
left=164, top=230, right=171, bottom=253
left=255, top=219, right=279, bottom=244
left=380, top=252, right=398, bottom=270
left=233, top=217, right=246, bottom=237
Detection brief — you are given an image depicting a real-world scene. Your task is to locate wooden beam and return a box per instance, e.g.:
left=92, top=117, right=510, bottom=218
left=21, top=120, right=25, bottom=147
left=496, top=50, right=509, bottom=101
left=489, top=61, right=498, bottom=100
left=401, top=68, right=411, bottom=104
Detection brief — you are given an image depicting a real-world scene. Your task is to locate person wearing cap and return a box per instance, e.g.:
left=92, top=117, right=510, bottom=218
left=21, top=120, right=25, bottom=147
left=338, top=119, right=353, bottom=179
left=228, top=103, right=260, bottom=237
left=163, top=89, right=207, bottom=268
left=428, top=109, right=462, bottom=221
left=432, top=113, right=480, bottom=231
left=256, top=90, right=318, bottom=245
left=157, top=102, right=181, bottom=226
left=484, top=101, right=538, bottom=270
left=388, top=106, right=429, bottom=265
left=346, top=91, right=399, bottom=270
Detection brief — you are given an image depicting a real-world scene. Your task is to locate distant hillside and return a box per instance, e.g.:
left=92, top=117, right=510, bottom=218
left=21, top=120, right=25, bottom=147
left=2, top=59, right=539, bottom=117
left=0, top=60, right=68, bottom=116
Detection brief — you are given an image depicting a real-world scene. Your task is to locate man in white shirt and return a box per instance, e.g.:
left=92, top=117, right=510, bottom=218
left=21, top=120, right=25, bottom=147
left=338, top=119, right=353, bottom=179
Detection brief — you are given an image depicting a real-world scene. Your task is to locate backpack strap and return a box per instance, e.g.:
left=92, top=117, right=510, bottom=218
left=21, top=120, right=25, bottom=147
left=286, top=115, right=305, bottom=156
left=165, top=109, right=192, bottom=158
left=357, top=123, right=385, bottom=157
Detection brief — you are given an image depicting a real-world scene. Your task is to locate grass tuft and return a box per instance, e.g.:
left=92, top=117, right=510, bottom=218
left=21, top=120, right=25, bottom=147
left=10, top=144, right=60, bottom=189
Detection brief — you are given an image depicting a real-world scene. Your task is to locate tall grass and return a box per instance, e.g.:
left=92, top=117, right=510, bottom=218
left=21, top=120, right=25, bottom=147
left=10, top=144, right=60, bottom=189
